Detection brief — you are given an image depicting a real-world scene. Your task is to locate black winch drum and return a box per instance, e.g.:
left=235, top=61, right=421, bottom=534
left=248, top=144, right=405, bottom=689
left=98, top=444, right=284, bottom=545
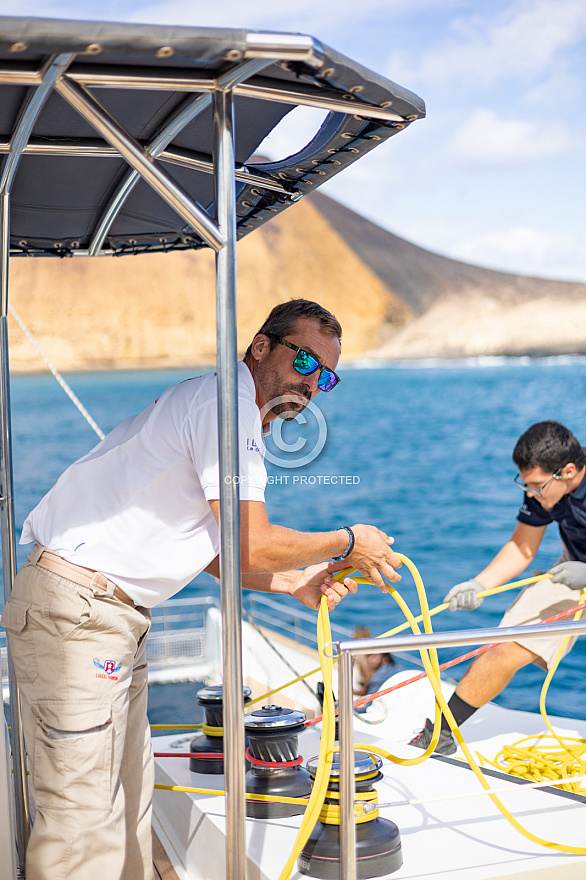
left=244, top=704, right=312, bottom=818
left=189, top=684, right=251, bottom=775
left=297, top=750, right=402, bottom=879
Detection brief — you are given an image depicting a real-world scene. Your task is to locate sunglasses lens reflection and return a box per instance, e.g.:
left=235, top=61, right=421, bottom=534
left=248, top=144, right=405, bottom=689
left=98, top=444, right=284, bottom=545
left=291, top=347, right=339, bottom=392
left=318, top=371, right=338, bottom=391
left=293, top=350, right=318, bottom=374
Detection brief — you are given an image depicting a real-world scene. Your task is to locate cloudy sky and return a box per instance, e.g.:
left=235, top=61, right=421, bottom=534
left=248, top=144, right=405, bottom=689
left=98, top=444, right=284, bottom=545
left=6, top=0, right=586, bottom=281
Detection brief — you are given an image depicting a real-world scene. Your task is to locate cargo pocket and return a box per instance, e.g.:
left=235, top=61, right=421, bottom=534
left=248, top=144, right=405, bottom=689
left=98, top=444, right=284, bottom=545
left=47, top=587, right=92, bottom=641
left=1, top=599, right=37, bottom=683
left=31, top=700, right=113, bottom=815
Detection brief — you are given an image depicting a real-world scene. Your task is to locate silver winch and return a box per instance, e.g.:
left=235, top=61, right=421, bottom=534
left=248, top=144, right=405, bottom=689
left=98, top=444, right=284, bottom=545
left=244, top=704, right=312, bottom=818
left=297, top=750, right=402, bottom=879
left=189, top=684, right=251, bottom=775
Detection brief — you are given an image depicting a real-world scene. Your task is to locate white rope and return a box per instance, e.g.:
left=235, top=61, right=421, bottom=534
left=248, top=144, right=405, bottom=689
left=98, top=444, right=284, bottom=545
left=367, top=772, right=586, bottom=812
left=9, top=304, right=105, bottom=440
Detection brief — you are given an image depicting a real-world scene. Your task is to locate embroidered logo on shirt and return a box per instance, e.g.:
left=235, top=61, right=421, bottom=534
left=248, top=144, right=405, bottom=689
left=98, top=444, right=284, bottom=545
left=246, top=438, right=262, bottom=453
left=93, top=658, right=121, bottom=681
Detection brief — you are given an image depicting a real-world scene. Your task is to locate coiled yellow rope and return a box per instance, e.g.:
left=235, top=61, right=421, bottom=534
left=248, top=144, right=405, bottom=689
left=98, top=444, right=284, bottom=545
left=152, top=553, right=586, bottom=863
left=477, top=595, right=586, bottom=794
left=318, top=788, right=379, bottom=825
left=352, top=554, right=586, bottom=854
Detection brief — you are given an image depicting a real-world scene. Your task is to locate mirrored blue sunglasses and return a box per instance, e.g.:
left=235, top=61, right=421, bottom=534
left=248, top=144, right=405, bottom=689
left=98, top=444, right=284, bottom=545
left=273, top=337, right=340, bottom=392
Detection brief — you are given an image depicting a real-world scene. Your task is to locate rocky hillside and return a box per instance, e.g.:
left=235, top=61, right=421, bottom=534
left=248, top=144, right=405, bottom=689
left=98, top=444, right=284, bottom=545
left=312, top=193, right=586, bottom=359
left=7, top=191, right=586, bottom=372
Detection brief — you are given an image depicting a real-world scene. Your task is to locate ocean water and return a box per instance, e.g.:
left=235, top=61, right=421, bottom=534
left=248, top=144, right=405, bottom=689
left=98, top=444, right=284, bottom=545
left=6, top=357, right=586, bottom=722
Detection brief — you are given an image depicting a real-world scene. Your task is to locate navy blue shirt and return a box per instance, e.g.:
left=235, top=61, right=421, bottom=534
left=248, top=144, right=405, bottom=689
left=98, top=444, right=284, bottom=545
left=517, top=470, right=586, bottom=562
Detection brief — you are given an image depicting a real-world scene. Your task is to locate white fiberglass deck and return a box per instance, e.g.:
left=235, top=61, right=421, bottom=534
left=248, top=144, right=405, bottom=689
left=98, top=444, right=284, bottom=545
left=152, top=673, right=586, bottom=880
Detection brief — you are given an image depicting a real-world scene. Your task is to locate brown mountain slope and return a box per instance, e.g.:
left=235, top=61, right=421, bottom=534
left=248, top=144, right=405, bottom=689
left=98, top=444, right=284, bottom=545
left=310, top=193, right=586, bottom=359
left=6, top=190, right=586, bottom=371
left=7, top=195, right=411, bottom=373
left=311, top=192, right=586, bottom=316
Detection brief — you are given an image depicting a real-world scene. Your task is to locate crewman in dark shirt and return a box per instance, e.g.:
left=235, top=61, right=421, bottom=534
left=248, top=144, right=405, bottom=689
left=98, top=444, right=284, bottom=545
left=410, top=420, right=586, bottom=755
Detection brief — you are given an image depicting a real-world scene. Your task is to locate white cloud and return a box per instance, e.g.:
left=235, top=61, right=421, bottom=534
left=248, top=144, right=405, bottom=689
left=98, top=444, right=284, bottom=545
left=444, top=108, right=585, bottom=164
left=387, top=0, right=586, bottom=88
left=0, top=0, right=128, bottom=19
left=524, top=68, right=585, bottom=110
left=450, top=226, right=586, bottom=282
left=123, top=0, right=398, bottom=31
left=255, top=107, right=329, bottom=162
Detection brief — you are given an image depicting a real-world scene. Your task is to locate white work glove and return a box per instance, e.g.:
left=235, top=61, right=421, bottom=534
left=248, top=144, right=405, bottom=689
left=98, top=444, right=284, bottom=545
left=443, top=578, right=485, bottom=611
left=548, top=561, right=586, bottom=591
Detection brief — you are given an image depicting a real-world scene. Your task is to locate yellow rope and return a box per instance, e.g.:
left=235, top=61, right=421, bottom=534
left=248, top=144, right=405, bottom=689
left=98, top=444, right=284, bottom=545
left=150, top=723, right=202, bottom=730
left=477, top=593, right=586, bottom=794
left=246, top=573, right=551, bottom=707
left=358, top=555, right=586, bottom=855
left=152, top=556, right=586, bottom=857
left=277, top=596, right=336, bottom=880
left=154, top=783, right=308, bottom=805
left=201, top=724, right=223, bottom=737
left=353, top=554, right=445, bottom=765
left=319, top=789, right=379, bottom=824
left=247, top=670, right=316, bottom=706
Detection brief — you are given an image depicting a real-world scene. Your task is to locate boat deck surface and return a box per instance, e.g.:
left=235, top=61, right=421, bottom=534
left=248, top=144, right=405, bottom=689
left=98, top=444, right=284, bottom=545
left=153, top=829, right=180, bottom=880
left=151, top=668, right=586, bottom=880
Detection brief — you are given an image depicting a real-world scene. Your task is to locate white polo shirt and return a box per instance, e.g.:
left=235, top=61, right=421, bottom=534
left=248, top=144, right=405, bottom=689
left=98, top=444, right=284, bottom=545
left=20, top=362, right=267, bottom=607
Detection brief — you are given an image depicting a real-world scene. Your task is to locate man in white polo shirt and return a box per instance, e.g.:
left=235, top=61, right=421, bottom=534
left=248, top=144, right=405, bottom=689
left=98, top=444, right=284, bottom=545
left=2, top=299, right=401, bottom=880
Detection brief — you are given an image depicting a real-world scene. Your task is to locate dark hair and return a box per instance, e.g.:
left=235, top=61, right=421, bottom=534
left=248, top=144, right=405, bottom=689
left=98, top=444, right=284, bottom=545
left=244, top=299, right=342, bottom=359
left=513, top=421, right=585, bottom=473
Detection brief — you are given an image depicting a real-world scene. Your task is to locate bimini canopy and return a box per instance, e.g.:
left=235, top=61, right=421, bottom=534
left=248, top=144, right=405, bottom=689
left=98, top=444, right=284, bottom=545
left=0, top=16, right=424, bottom=258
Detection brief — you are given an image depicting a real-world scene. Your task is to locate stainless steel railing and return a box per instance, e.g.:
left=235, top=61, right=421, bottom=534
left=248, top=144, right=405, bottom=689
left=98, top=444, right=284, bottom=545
left=334, top=618, right=586, bottom=880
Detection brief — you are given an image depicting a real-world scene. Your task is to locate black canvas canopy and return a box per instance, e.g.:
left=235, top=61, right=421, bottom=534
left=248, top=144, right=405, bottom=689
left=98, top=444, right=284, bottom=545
left=0, top=16, right=425, bottom=257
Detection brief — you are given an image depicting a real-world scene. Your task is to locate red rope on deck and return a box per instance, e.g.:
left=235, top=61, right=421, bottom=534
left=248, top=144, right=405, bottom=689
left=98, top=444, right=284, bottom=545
left=245, top=748, right=303, bottom=768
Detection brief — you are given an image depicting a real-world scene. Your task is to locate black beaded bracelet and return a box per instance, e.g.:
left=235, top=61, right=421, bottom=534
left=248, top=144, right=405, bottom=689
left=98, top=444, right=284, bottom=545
left=332, top=526, right=355, bottom=561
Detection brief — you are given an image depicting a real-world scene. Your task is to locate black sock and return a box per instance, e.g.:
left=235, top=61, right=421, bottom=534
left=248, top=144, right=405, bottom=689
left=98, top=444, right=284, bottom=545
left=440, top=692, right=478, bottom=731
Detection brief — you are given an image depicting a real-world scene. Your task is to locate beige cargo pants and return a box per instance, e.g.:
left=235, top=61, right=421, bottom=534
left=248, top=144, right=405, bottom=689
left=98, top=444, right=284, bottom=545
left=1, top=547, right=154, bottom=880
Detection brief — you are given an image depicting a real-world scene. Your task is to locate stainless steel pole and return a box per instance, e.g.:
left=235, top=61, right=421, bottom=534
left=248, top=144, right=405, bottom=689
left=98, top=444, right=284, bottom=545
left=55, top=76, right=225, bottom=252
left=338, top=649, right=356, bottom=880
left=335, top=618, right=586, bottom=657
left=213, top=87, right=246, bottom=880
left=89, top=58, right=271, bottom=256
left=0, top=190, right=30, bottom=872
left=0, top=54, right=73, bottom=877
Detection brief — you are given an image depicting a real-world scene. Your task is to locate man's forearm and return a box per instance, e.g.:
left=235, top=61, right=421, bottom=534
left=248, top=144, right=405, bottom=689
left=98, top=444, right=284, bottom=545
left=244, top=524, right=349, bottom=572
left=241, top=570, right=296, bottom=594
left=476, top=540, right=537, bottom=589
left=209, top=499, right=401, bottom=591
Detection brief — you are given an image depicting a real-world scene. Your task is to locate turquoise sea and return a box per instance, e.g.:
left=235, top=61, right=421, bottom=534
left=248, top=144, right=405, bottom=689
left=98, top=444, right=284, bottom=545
left=6, top=357, right=586, bottom=721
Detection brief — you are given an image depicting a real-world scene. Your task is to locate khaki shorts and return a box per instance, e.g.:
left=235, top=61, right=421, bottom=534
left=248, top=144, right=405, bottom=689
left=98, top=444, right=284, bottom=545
left=500, top=574, right=584, bottom=671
